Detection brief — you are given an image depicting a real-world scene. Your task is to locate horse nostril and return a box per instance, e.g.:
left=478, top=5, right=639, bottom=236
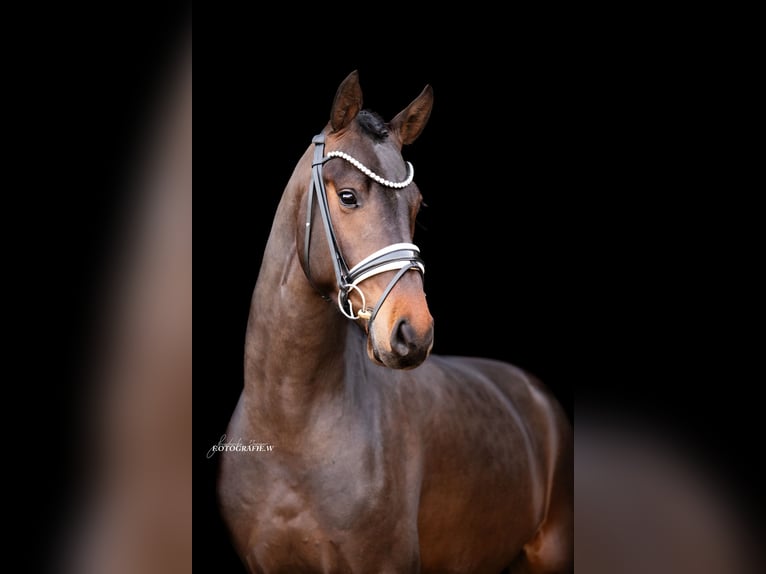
left=391, top=318, right=415, bottom=356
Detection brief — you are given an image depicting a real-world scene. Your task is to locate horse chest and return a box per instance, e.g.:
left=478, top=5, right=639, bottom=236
left=247, top=444, right=419, bottom=573
left=249, top=481, right=353, bottom=572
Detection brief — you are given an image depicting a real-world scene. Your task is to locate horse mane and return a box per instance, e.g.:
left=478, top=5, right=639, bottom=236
left=356, top=110, right=388, bottom=141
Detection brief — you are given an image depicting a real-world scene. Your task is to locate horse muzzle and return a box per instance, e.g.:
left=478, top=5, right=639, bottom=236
left=366, top=281, right=434, bottom=370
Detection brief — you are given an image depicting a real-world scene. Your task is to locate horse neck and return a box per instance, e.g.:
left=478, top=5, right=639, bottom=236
left=242, top=149, right=359, bottom=434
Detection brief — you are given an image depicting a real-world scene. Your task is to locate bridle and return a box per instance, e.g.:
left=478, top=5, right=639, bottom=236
left=304, top=133, right=425, bottom=325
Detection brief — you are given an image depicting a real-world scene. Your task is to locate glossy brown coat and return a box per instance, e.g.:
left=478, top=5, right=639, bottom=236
left=218, top=71, right=572, bottom=573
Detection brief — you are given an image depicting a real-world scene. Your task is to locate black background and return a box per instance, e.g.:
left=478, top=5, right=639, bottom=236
left=198, top=30, right=761, bottom=572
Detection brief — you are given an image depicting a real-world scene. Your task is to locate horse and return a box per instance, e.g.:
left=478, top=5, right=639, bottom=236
left=218, top=70, right=573, bottom=574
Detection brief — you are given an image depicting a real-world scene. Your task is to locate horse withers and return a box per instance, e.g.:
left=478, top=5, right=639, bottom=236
left=218, top=70, right=573, bottom=573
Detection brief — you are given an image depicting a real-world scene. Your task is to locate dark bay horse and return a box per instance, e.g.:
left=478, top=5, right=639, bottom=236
left=218, top=71, right=572, bottom=573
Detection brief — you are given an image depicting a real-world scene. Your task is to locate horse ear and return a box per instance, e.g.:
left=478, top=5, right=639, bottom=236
left=330, top=70, right=363, bottom=132
left=390, top=85, right=433, bottom=145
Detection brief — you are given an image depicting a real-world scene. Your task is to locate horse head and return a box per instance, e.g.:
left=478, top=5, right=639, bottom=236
left=298, top=70, right=434, bottom=370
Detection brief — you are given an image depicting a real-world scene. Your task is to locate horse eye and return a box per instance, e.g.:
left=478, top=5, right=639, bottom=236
left=338, top=190, right=358, bottom=207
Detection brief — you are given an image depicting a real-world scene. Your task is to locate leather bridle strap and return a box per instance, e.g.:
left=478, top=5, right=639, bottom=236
left=304, top=132, right=425, bottom=323
left=367, top=261, right=422, bottom=324
left=304, top=133, right=347, bottom=300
